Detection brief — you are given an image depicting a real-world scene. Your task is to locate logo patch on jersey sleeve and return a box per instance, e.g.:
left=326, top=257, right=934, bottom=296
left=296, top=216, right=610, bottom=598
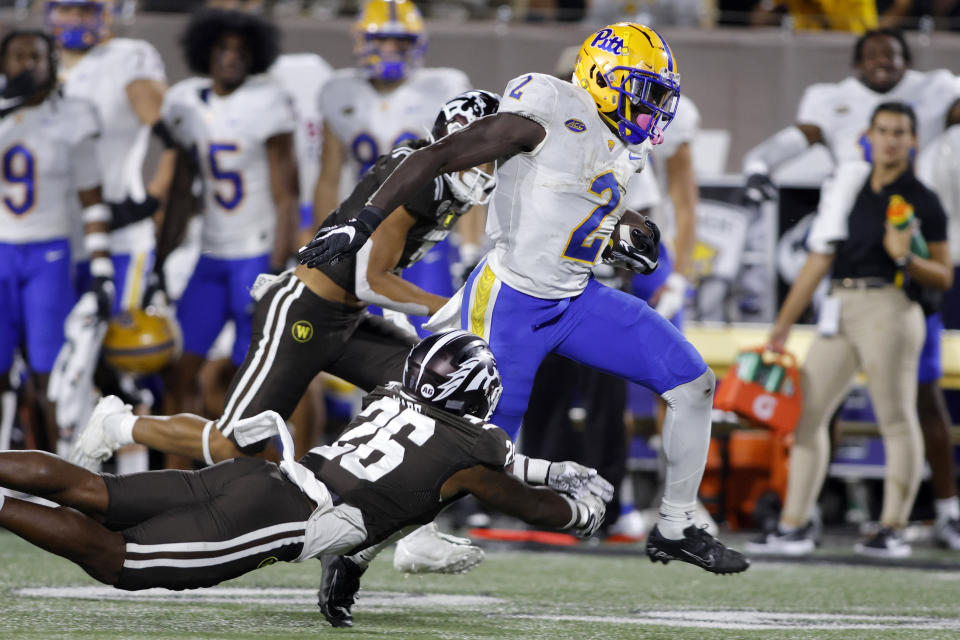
left=564, top=118, right=587, bottom=133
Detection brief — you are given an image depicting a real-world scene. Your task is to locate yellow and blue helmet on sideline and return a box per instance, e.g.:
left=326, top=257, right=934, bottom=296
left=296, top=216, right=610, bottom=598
left=354, top=0, right=427, bottom=83
left=573, top=23, right=680, bottom=145
left=103, top=308, right=181, bottom=375
left=45, top=0, right=114, bottom=51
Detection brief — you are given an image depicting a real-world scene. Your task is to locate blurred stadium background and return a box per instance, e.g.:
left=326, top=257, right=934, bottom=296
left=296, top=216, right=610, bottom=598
left=4, top=1, right=960, bottom=637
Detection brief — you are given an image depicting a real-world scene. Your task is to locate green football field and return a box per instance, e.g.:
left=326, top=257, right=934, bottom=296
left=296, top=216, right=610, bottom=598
left=3, top=530, right=960, bottom=640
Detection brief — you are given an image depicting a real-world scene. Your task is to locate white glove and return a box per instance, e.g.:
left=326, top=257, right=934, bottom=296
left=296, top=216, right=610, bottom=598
left=654, top=272, right=688, bottom=321
left=48, top=293, right=106, bottom=431
left=563, top=493, right=607, bottom=538
left=547, top=461, right=615, bottom=502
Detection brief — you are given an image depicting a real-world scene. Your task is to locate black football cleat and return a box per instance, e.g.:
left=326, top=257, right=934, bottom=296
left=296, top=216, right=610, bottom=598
left=318, top=554, right=366, bottom=628
left=646, top=524, right=750, bottom=575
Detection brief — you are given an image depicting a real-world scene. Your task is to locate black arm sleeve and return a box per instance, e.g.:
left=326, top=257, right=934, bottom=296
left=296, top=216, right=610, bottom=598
left=153, top=147, right=198, bottom=271
left=367, top=113, right=545, bottom=223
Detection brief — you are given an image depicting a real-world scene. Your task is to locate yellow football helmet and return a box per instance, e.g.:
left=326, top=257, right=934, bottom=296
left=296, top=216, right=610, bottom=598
left=354, top=0, right=427, bottom=82
left=573, top=23, right=680, bottom=145
left=45, top=0, right=114, bottom=51
left=103, top=309, right=181, bottom=375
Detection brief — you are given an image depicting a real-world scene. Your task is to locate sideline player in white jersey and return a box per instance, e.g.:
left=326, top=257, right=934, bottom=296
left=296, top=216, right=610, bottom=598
left=204, top=0, right=334, bottom=249
left=44, top=2, right=169, bottom=472
left=302, top=23, right=750, bottom=575
left=315, top=0, right=472, bottom=335
left=742, top=28, right=960, bottom=197
left=0, top=30, right=112, bottom=454
left=45, top=0, right=168, bottom=311
left=153, top=9, right=297, bottom=431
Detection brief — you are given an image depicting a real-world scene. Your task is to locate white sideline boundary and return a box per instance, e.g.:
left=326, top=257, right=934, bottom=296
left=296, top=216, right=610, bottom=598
left=15, top=587, right=960, bottom=631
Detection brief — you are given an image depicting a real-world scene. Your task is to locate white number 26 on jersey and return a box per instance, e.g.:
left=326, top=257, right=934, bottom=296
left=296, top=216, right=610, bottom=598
left=316, top=398, right=435, bottom=482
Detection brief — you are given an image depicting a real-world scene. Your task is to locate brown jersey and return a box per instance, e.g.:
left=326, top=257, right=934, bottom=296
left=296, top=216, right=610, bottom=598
left=298, top=384, right=514, bottom=549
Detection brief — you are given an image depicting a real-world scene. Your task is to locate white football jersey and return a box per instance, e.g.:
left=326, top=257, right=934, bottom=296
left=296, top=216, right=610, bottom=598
left=797, top=69, right=960, bottom=163
left=0, top=96, right=100, bottom=243
left=318, top=67, right=470, bottom=198
left=486, top=73, right=649, bottom=299
left=162, top=76, right=295, bottom=259
left=269, top=54, right=333, bottom=207
left=916, top=126, right=960, bottom=262
left=63, top=37, right=166, bottom=253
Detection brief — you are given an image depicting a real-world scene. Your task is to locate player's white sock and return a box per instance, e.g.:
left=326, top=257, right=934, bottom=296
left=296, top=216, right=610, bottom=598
left=658, top=368, right=715, bottom=539
left=658, top=498, right=695, bottom=539
left=115, top=445, right=149, bottom=474
left=105, top=413, right=137, bottom=447
left=0, top=492, right=5, bottom=513
left=935, top=496, right=960, bottom=523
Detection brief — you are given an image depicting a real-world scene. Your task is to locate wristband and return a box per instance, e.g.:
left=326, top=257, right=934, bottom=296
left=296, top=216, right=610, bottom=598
left=90, top=256, right=115, bottom=278
left=84, top=231, right=110, bottom=254
left=895, top=254, right=912, bottom=269
left=511, top=454, right=551, bottom=485
left=357, top=204, right=388, bottom=233
left=82, top=203, right=111, bottom=224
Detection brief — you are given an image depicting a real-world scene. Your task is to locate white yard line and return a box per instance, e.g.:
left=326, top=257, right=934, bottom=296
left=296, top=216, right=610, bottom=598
left=16, top=587, right=960, bottom=631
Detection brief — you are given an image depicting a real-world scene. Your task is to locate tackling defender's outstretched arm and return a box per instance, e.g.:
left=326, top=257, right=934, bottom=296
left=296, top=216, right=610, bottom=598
left=298, top=114, right=545, bottom=266
left=367, top=113, right=544, bottom=215
left=443, top=464, right=605, bottom=537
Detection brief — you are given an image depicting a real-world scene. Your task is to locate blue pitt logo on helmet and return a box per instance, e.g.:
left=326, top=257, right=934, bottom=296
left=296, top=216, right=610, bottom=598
left=354, top=0, right=427, bottom=83
left=45, top=0, right=114, bottom=51
left=573, top=23, right=680, bottom=146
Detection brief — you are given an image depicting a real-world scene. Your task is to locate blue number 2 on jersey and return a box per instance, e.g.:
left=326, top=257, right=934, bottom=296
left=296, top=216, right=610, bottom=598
left=562, top=172, right=621, bottom=263
left=2, top=145, right=35, bottom=216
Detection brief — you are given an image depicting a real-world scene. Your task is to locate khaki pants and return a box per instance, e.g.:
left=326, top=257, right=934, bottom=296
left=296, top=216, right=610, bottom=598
left=782, top=286, right=925, bottom=529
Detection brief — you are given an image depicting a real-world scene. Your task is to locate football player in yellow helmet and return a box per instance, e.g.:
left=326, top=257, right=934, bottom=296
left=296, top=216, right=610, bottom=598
left=572, top=23, right=680, bottom=147
left=300, top=22, right=751, bottom=581
left=354, top=0, right=427, bottom=83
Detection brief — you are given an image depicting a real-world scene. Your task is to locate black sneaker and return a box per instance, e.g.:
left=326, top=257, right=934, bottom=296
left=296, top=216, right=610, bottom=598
left=646, top=524, right=750, bottom=574
left=744, top=522, right=816, bottom=556
left=317, top=555, right=366, bottom=628
left=854, top=527, right=911, bottom=559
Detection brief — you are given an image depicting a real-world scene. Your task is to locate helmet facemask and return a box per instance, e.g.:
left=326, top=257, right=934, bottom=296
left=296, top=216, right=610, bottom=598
left=608, top=67, right=679, bottom=145
left=45, top=1, right=112, bottom=51
left=357, top=34, right=424, bottom=83
left=431, top=90, right=501, bottom=206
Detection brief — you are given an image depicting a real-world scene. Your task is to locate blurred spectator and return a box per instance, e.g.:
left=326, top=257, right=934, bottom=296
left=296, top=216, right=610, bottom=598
left=749, top=102, right=952, bottom=559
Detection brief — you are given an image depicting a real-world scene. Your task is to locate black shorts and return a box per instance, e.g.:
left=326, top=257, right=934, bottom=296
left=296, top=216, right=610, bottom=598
left=104, top=457, right=314, bottom=591
left=218, top=272, right=416, bottom=451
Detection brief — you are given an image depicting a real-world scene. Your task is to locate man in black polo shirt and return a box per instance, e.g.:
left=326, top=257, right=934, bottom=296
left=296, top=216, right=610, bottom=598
left=749, top=101, right=953, bottom=558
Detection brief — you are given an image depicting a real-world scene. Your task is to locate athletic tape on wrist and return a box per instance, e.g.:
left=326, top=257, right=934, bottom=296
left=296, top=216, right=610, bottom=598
left=90, top=256, right=114, bottom=278
left=201, top=421, right=215, bottom=466
left=84, top=231, right=110, bottom=254
left=82, top=203, right=111, bottom=224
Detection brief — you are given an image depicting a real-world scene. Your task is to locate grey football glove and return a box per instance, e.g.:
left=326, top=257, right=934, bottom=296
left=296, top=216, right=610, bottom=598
left=563, top=493, right=607, bottom=538
left=547, top=461, right=615, bottom=502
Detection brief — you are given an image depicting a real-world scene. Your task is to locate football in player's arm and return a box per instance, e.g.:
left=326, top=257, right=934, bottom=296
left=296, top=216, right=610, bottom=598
left=0, top=332, right=610, bottom=606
